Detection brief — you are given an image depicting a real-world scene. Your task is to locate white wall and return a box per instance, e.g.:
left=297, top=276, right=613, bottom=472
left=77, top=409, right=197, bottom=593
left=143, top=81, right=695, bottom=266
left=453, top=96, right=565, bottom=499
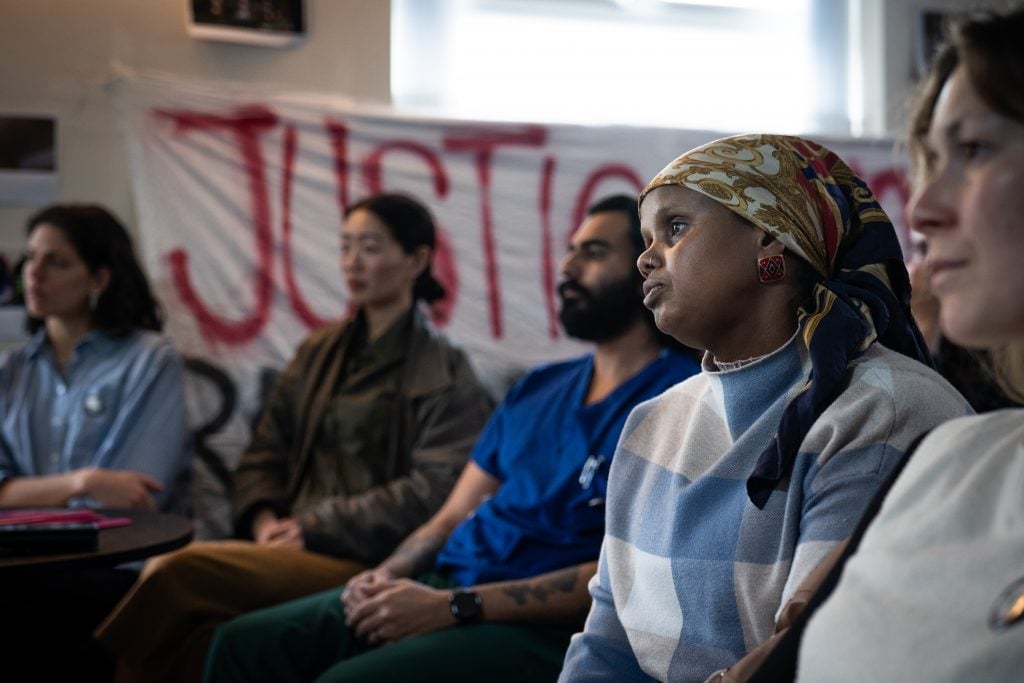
left=0, top=0, right=390, bottom=246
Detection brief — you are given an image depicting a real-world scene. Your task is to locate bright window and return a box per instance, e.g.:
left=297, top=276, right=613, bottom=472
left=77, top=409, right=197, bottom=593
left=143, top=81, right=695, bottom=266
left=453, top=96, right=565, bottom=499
left=392, top=0, right=852, bottom=136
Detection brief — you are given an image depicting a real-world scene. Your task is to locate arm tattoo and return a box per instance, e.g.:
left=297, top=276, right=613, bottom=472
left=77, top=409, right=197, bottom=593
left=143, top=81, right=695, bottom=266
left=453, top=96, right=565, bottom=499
left=501, top=566, right=581, bottom=606
left=382, top=534, right=447, bottom=577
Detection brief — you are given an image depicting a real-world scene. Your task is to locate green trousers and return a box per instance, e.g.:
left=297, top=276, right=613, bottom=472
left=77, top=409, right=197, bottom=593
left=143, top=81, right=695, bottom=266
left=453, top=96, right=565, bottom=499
left=204, top=584, right=574, bottom=682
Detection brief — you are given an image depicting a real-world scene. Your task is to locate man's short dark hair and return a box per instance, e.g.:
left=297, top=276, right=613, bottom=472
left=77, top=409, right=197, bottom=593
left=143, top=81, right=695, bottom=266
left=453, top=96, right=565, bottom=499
left=587, top=194, right=644, bottom=259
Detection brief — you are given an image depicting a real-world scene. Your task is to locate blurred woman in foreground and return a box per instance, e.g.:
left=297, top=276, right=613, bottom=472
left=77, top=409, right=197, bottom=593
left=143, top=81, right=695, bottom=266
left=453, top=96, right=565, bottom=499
left=796, top=8, right=1024, bottom=680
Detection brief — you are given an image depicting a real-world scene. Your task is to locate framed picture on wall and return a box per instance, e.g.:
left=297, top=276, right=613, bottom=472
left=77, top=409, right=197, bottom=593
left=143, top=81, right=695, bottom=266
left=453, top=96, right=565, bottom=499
left=187, top=0, right=305, bottom=48
left=0, top=114, right=57, bottom=206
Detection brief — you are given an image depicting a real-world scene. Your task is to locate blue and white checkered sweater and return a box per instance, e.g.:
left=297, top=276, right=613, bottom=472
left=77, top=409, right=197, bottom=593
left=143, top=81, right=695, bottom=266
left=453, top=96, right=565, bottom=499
left=560, top=338, right=970, bottom=683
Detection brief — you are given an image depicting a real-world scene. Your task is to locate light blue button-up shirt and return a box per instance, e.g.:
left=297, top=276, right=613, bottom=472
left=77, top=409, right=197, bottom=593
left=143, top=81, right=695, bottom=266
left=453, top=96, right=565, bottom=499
left=0, top=328, right=190, bottom=511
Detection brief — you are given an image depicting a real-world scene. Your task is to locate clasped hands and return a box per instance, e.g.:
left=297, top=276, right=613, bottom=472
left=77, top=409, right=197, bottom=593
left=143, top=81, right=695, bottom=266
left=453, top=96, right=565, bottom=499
left=251, top=510, right=304, bottom=549
left=340, top=567, right=456, bottom=646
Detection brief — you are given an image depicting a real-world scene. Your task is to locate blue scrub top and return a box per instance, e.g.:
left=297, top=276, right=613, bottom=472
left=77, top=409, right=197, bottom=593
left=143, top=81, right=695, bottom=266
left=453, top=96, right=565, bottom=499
left=435, top=349, right=699, bottom=585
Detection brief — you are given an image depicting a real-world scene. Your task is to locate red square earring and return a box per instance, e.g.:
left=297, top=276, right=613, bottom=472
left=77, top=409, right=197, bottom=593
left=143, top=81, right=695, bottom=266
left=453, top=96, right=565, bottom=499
left=757, top=255, right=785, bottom=283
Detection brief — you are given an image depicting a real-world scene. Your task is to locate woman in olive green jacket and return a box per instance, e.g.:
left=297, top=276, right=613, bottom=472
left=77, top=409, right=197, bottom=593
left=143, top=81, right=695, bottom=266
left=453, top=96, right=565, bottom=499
left=97, top=193, right=492, bottom=683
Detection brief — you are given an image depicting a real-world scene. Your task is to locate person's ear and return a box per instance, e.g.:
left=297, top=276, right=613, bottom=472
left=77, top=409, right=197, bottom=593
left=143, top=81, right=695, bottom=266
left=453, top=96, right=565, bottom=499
left=409, top=246, right=432, bottom=279
left=757, top=231, right=786, bottom=257
left=754, top=233, right=788, bottom=285
left=91, top=267, right=111, bottom=297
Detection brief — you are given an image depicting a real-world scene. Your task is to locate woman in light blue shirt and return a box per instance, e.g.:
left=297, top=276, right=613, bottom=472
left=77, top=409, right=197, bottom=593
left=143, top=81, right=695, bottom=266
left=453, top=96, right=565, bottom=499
left=0, top=204, right=188, bottom=512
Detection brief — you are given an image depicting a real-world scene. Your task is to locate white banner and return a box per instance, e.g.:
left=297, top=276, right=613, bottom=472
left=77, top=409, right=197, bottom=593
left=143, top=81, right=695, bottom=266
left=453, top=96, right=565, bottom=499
left=116, top=71, right=912, bottom=535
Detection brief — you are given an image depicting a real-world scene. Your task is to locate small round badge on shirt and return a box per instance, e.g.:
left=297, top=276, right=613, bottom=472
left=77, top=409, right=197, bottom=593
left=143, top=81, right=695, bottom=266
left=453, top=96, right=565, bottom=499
left=84, top=392, right=104, bottom=416
left=988, top=575, right=1024, bottom=631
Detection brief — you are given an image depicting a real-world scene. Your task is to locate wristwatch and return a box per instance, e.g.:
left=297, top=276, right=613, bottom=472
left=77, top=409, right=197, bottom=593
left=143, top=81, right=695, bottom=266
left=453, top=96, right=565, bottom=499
left=449, top=590, right=483, bottom=623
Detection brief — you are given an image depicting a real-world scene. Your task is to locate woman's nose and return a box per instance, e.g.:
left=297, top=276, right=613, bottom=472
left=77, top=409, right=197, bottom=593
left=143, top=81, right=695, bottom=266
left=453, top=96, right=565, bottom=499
left=908, top=171, right=954, bottom=236
left=637, top=244, right=658, bottom=278
left=24, top=259, right=41, bottom=282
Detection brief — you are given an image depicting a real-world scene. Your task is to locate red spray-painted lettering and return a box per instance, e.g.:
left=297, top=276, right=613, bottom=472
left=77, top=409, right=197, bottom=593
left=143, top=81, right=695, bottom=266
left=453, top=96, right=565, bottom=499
left=443, top=126, right=547, bottom=338
left=159, top=106, right=278, bottom=345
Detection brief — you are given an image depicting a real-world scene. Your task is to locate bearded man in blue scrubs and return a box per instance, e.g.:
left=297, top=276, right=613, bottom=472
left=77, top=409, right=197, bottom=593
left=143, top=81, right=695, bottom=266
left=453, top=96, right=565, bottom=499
left=204, top=195, right=700, bottom=683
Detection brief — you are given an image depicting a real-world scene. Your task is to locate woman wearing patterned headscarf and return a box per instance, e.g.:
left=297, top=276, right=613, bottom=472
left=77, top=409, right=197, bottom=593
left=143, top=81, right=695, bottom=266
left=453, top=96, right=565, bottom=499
left=559, top=134, right=970, bottom=683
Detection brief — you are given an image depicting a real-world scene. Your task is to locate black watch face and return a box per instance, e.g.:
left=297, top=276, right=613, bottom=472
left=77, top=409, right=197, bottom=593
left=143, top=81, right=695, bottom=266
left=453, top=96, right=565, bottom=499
left=451, top=591, right=482, bottom=622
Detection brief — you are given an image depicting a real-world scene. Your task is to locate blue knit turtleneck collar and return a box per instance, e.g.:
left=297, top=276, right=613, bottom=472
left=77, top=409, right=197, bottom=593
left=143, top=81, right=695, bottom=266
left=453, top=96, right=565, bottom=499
left=703, top=333, right=810, bottom=442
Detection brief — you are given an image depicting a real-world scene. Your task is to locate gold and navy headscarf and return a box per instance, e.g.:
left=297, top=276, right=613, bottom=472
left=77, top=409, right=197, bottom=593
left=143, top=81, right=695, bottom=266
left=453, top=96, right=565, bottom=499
left=640, top=133, right=932, bottom=508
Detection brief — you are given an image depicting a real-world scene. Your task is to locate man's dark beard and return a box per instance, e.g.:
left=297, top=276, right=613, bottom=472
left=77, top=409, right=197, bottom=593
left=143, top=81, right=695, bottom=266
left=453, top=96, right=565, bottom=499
left=558, top=274, right=644, bottom=342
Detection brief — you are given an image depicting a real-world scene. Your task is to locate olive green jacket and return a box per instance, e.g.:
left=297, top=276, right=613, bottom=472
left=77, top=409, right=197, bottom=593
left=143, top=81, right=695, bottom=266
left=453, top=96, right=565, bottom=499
left=231, top=310, right=492, bottom=564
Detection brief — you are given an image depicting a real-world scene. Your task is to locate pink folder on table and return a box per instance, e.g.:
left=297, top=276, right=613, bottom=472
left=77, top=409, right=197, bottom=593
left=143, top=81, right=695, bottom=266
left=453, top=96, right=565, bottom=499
left=0, top=508, right=132, bottom=529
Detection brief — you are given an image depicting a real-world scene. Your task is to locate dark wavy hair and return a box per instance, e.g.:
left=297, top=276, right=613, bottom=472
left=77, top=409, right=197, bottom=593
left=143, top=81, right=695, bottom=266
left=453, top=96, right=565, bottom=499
left=344, top=193, right=445, bottom=303
left=25, top=204, right=163, bottom=336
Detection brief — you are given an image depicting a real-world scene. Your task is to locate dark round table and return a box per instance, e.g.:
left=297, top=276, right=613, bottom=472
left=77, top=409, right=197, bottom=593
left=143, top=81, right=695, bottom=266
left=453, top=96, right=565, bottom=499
left=0, top=509, right=193, bottom=576
left=0, top=510, right=193, bottom=679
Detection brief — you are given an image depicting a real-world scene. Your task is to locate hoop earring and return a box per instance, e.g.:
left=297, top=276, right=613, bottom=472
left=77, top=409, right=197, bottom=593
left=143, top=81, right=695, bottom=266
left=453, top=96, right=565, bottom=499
left=757, top=255, right=785, bottom=283
left=88, top=291, right=99, bottom=311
